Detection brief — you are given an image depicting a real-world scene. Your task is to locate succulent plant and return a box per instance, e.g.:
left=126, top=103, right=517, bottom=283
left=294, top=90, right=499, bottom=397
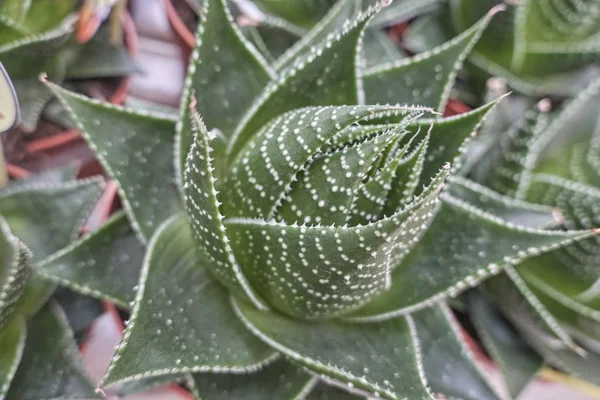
left=440, top=0, right=600, bottom=96
left=0, top=0, right=136, bottom=131
left=0, top=165, right=103, bottom=399
left=461, top=75, right=600, bottom=398
left=1, top=0, right=592, bottom=399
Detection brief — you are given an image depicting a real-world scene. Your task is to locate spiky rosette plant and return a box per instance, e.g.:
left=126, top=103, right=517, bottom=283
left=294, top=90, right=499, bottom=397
left=33, top=0, right=596, bottom=398
left=455, top=76, right=600, bottom=398
left=0, top=169, right=104, bottom=399
left=445, top=0, right=600, bottom=96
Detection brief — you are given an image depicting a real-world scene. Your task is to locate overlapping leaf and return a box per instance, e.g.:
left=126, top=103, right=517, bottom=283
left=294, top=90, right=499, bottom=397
left=233, top=297, right=433, bottom=400
left=0, top=318, right=25, bottom=398
left=101, top=215, right=276, bottom=387
left=347, top=192, right=596, bottom=321
left=37, top=212, right=145, bottom=309
left=47, top=83, right=182, bottom=242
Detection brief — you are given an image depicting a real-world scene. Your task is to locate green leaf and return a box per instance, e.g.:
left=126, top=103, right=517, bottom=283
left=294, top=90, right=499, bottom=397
left=467, top=291, right=542, bottom=399
left=176, top=0, right=274, bottom=175
left=407, top=99, right=500, bottom=185
left=305, top=383, right=362, bottom=399
left=412, top=304, right=500, bottom=400
left=5, top=302, right=99, bottom=400
left=485, top=273, right=600, bottom=386
left=0, top=217, right=30, bottom=329
left=363, top=10, right=496, bottom=112
left=225, top=174, right=442, bottom=319
left=0, top=318, right=25, bottom=398
left=232, top=297, right=433, bottom=400
left=240, top=18, right=302, bottom=64
left=347, top=131, right=418, bottom=225
left=54, top=287, right=104, bottom=334
left=362, top=28, right=406, bottom=68
left=252, top=0, right=338, bottom=29
left=484, top=104, right=549, bottom=198
left=273, top=0, right=357, bottom=71
left=446, top=176, right=556, bottom=228
left=276, top=126, right=404, bottom=226
left=370, top=0, right=442, bottom=27
left=227, top=3, right=385, bottom=159
left=223, top=105, right=425, bottom=220
left=520, top=175, right=600, bottom=307
left=37, top=212, right=144, bottom=309
left=46, top=83, right=182, bottom=242
left=184, top=111, right=267, bottom=310
left=101, top=214, right=276, bottom=387
left=347, top=192, right=597, bottom=321
left=190, top=359, right=315, bottom=400
left=0, top=178, right=103, bottom=262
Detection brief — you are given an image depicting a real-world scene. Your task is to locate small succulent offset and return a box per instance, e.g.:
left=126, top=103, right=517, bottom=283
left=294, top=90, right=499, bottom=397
left=21, top=0, right=596, bottom=399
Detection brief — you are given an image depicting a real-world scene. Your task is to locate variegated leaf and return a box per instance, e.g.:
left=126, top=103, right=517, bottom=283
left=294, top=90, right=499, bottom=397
left=184, top=110, right=267, bottom=310
left=227, top=2, right=388, bottom=159
left=223, top=105, right=426, bottom=220
left=225, top=174, right=443, bottom=319
left=0, top=217, right=30, bottom=329
left=101, top=215, right=276, bottom=387
left=346, top=192, right=597, bottom=321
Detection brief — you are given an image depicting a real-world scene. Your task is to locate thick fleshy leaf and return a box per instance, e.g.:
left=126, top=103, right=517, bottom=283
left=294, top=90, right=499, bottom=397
left=37, top=212, right=144, bottom=309
left=226, top=177, right=442, bottom=319
left=273, top=0, right=357, bottom=71
left=54, top=287, right=104, bottom=335
left=101, top=215, right=276, bottom=387
left=446, top=176, right=556, bottom=228
left=347, top=132, right=417, bottom=225
left=232, top=297, right=433, bottom=400
left=176, top=0, right=274, bottom=174
left=347, top=192, right=597, bottom=321
left=0, top=178, right=103, bottom=262
left=223, top=105, right=426, bottom=220
left=190, top=359, right=315, bottom=400
left=0, top=317, right=25, bottom=398
left=7, top=164, right=79, bottom=189
left=184, top=111, right=267, bottom=309
left=46, top=83, right=182, bottom=242
left=412, top=304, right=500, bottom=400
left=485, top=273, right=600, bottom=386
left=363, top=10, right=497, bottom=112
left=520, top=175, right=600, bottom=306
left=5, top=302, right=98, bottom=400
left=227, top=3, right=386, bottom=159
left=407, top=99, right=500, bottom=185
left=370, top=0, right=442, bottom=27
left=252, top=0, right=337, bottom=29
left=276, top=127, right=403, bottom=226
left=467, top=291, right=542, bottom=399
left=362, top=28, right=406, bottom=68
left=305, top=383, right=362, bottom=400
left=0, top=217, right=30, bottom=329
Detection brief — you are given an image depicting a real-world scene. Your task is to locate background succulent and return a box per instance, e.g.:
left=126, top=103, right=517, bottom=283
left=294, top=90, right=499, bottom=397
left=0, top=0, right=584, bottom=399
left=0, top=0, right=136, bottom=131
